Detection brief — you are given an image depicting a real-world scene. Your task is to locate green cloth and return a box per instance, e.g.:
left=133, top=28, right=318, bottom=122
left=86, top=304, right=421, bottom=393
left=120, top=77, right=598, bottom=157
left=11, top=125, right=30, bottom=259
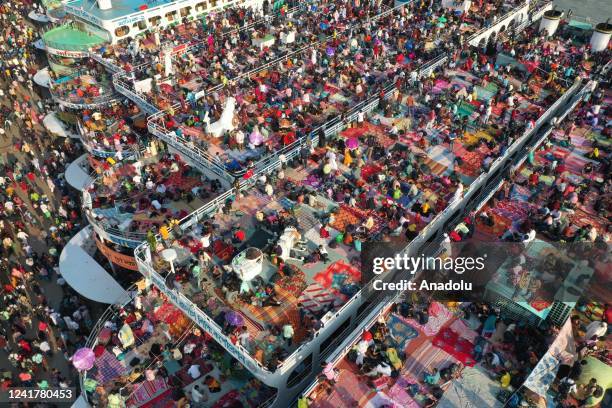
left=83, top=378, right=98, bottom=392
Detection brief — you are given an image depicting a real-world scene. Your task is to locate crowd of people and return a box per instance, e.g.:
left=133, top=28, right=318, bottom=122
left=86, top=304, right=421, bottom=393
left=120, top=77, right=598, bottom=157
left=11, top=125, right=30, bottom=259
left=0, top=0, right=107, bottom=394
left=149, top=0, right=517, bottom=173
left=48, top=60, right=117, bottom=106
left=78, top=100, right=144, bottom=158
left=81, top=282, right=276, bottom=407
left=302, top=296, right=565, bottom=407
left=0, top=0, right=609, bottom=406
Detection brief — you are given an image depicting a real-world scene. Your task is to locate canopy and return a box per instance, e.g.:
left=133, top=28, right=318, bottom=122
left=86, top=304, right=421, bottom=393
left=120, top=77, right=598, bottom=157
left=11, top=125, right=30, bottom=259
left=436, top=367, right=503, bottom=408
left=43, top=112, right=69, bottom=137
left=65, top=154, right=91, bottom=190
left=28, top=11, right=50, bottom=23
left=59, top=226, right=129, bottom=304
left=34, top=67, right=51, bottom=88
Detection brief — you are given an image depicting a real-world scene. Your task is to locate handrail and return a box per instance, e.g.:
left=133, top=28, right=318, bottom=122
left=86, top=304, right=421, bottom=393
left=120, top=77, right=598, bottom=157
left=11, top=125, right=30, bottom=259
left=139, top=259, right=275, bottom=381
left=51, top=90, right=122, bottom=105
left=85, top=210, right=149, bottom=244
left=467, top=1, right=530, bottom=46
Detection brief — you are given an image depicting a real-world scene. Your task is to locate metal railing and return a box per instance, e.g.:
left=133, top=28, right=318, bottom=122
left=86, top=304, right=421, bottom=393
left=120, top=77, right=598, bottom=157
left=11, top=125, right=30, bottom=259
left=81, top=170, right=152, bottom=246
left=89, top=53, right=124, bottom=74
left=113, top=74, right=160, bottom=115
left=467, top=1, right=530, bottom=46
left=135, top=254, right=275, bottom=381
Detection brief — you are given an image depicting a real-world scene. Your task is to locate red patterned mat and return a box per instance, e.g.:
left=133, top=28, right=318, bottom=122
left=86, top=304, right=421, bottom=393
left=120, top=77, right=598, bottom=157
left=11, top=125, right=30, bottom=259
left=432, top=327, right=476, bottom=367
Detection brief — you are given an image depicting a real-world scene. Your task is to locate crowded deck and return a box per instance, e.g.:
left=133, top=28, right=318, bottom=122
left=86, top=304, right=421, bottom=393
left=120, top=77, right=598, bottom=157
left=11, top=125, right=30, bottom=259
left=83, top=148, right=223, bottom=243
left=131, top=10, right=596, bottom=376
left=77, top=100, right=146, bottom=159
left=81, top=282, right=277, bottom=407
left=300, top=45, right=610, bottom=408
left=115, top=0, right=533, bottom=177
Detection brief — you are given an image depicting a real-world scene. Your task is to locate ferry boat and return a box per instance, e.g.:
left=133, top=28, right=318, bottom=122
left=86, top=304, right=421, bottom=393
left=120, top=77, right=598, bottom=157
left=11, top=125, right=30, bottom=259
left=36, top=0, right=610, bottom=406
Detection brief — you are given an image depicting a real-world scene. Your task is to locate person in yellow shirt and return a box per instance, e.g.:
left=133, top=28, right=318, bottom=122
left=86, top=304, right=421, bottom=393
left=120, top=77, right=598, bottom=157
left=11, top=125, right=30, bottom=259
left=343, top=147, right=353, bottom=166
left=499, top=370, right=511, bottom=388
left=159, top=225, right=170, bottom=240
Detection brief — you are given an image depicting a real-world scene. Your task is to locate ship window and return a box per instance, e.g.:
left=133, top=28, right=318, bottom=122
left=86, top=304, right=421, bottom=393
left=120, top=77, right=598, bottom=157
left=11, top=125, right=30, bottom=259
left=166, top=11, right=177, bottom=22
left=287, top=354, right=312, bottom=388
left=319, top=317, right=351, bottom=359
left=180, top=6, right=192, bottom=17
left=115, top=25, right=129, bottom=37
left=133, top=20, right=147, bottom=31
left=149, top=16, right=161, bottom=27
left=195, top=2, right=207, bottom=12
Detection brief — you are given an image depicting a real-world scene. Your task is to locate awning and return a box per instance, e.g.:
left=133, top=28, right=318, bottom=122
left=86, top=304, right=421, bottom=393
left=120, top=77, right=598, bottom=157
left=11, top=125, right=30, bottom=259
left=65, top=154, right=91, bottom=190
left=28, top=11, right=51, bottom=23
left=43, top=112, right=68, bottom=137
left=59, top=226, right=129, bottom=304
left=34, top=67, right=51, bottom=88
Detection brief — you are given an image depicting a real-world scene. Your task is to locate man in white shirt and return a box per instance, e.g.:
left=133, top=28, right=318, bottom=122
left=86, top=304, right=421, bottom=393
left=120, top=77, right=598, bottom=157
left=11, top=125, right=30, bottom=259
left=282, top=324, right=294, bottom=346
left=187, top=364, right=201, bottom=379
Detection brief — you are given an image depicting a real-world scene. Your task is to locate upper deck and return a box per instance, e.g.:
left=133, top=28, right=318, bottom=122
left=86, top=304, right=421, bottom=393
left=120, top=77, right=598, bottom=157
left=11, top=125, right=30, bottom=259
left=132, top=11, right=590, bottom=384
left=301, top=65, right=609, bottom=408
left=80, top=282, right=276, bottom=407
left=113, top=0, right=533, bottom=180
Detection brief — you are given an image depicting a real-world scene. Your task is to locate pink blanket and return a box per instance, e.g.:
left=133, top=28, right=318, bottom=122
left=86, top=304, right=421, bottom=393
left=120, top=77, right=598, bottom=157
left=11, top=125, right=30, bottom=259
left=396, top=302, right=453, bottom=337
left=386, top=376, right=422, bottom=408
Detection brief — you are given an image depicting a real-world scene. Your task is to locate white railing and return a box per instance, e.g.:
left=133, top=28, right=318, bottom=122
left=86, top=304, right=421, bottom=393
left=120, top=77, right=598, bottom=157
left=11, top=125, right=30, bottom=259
left=135, top=251, right=275, bottom=382
left=468, top=1, right=531, bottom=46
left=89, top=52, right=124, bottom=74
left=113, top=73, right=160, bottom=115
left=530, top=1, right=554, bottom=22
left=81, top=170, right=151, bottom=247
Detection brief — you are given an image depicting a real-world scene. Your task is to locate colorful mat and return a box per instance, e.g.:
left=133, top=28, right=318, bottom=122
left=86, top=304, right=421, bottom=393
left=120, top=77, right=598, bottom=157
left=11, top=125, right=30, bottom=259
left=94, top=350, right=128, bottom=384
left=432, top=327, right=476, bottom=367
left=388, top=314, right=419, bottom=352
left=395, top=302, right=453, bottom=337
